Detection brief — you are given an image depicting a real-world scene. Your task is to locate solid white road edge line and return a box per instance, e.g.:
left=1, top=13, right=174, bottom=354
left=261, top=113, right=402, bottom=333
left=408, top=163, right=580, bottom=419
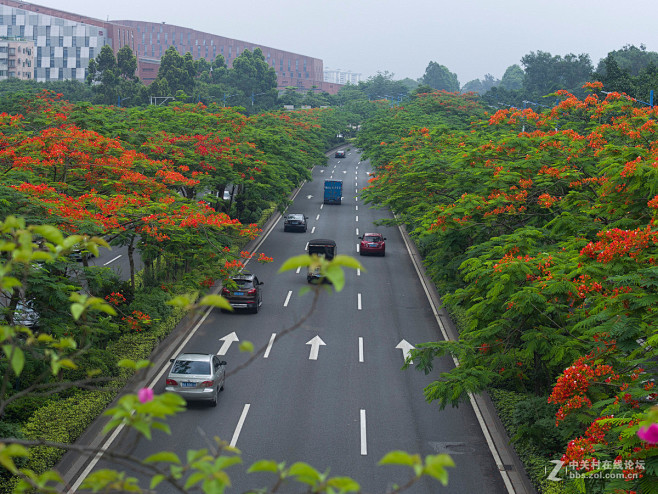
left=396, top=217, right=515, bottom=493
left=360, top=409, right=367, bottom=455
left=230, top=404, right=251, bottom=447
left=264, top=333, right=276, bottom=358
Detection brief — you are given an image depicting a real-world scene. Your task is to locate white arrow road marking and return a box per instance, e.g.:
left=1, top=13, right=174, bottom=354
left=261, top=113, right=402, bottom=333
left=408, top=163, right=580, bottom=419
left=218, top=332, right=239, bottom=356
left=343, top=170, right=347, bottom=174
left=306, top=195, right=313, bottom=199
left=283, top=290, right=292, bottom=307
left=359, top=337, right=364, bottom=362
left=360, top=409, right=367, bottom=455
left=395, top=339, right=416, bottom=364
left=306, top=335, right=326, bottom=360
left=103, top=255, right=122, bottom=266
left=230, top=404, right=250, bottom=447
left=264, top=333, right=276, bottom=358
left=320, top=169, right=324, bottom=173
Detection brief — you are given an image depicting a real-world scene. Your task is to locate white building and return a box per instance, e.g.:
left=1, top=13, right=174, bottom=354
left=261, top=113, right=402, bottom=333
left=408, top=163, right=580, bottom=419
left=324, top=68, right=361, bottom=85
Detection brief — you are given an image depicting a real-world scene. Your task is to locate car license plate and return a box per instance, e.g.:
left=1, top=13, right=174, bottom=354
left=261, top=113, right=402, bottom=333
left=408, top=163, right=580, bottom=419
left=369, top=243, right=378, bottom=247
left=181, top=382, right=195, bottom=387
left=234, top=291, right=244, bottom=296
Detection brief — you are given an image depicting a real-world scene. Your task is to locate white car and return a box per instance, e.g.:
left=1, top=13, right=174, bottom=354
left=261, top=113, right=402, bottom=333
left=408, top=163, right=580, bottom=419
left=165, top=353, right=226, bottom=407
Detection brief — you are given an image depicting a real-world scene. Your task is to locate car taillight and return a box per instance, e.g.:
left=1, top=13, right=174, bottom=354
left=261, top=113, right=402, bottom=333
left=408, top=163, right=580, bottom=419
left=200, top=380, right=214, bottom=388
left=247, top=288, right=256, bottom=295
left=166, top=379, right=177, bottom=386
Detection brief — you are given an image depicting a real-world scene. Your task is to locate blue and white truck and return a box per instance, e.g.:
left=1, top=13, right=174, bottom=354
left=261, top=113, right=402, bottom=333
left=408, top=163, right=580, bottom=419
left=323, top=179, right=343, bottom=205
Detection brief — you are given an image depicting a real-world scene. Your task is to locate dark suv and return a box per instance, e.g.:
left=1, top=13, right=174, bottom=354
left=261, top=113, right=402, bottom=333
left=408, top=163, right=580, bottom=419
left=284, top=213, right=308, bottom=232
left=221, top=273, right=264, bottom=313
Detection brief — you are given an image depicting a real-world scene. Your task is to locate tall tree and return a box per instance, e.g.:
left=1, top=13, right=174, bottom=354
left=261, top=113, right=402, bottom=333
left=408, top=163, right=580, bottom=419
left=229, top=48, right=277, bottom=112
left=155, top=46, right=196, bottom=97
left=420, top=62, right=460, bottom=92
left=499, top=64, right=524, bottom=91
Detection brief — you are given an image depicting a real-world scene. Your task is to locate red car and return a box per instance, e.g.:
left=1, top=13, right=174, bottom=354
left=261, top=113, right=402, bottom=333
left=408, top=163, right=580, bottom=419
left=359, top=233, right=386, bottom=256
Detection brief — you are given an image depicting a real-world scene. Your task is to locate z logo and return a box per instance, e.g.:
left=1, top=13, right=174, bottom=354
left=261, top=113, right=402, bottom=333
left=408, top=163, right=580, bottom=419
left=547, top=460, right=564, bottom=482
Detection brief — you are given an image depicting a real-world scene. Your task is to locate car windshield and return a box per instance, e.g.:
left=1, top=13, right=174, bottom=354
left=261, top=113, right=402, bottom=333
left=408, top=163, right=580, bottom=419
left=364, top=235, right=381, bottom=242
left=232, top=278, right=253, bottom=288
left=172, top=360, right=211, bottom=375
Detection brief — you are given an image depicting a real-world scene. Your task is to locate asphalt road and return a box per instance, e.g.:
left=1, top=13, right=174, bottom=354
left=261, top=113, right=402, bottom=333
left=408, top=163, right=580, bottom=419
left=69, top=148, right=508, bottom=493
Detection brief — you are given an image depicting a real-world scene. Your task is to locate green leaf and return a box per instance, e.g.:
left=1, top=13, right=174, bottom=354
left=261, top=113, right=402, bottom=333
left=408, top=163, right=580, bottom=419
left=144, top=451, right=181, bottom=464
left=70, top=303, right=85, bottom=321
left=423, top=454, right=454, bottom=485
left=184, top=472, right=207, bottom=489
left=150, top=474, right=166, bottom=490
left=31, top=225, right=64, bottom=245
left=288, top=462, right=322, bottom=485
left=2, top=345, right=24, bottom=376
left=248, top=460, right=279, bottom=473
left=332, top=254, right=364, bottom=271
left=239, top=341, right=254, bottom=353
left=378, top=450, right=419, bottom=467
left=327, top=476, right=360, bottom=491
left=324, top=264, right=345, bottom=291
left=278, top=255, right=313, bottom=272
left=199, top=294, right=233, bottom=310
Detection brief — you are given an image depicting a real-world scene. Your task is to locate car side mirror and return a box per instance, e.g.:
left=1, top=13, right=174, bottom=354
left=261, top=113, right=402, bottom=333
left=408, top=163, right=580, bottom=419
left=384, top=237, right=387, bottom=240
left=220, top=361, right=227, bottom=366
left=259, top=281, right=265, bottom=285
left=169, top=358, right=175, bottom=363
left=358, top=236, right=363, bottom=239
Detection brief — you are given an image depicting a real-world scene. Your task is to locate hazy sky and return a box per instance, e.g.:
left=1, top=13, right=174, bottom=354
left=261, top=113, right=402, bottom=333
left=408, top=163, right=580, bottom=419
left=32, top=0, right=657, bottom=84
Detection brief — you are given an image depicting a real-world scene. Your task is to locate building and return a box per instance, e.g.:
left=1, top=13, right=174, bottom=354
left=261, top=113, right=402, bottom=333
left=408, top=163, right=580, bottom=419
left=113, top=20, right=339, bottom=93
left=0, top=0, right=135, bottom=83
left=0, top=38, right=34, bottom=80
left=324, top=68, right=362, bottom=85
left=0, top=0, right=342, bottom=94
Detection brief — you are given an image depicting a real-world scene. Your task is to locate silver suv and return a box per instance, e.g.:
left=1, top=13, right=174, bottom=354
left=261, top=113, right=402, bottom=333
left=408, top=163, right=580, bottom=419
left=165, top=353, right=226, bottom=407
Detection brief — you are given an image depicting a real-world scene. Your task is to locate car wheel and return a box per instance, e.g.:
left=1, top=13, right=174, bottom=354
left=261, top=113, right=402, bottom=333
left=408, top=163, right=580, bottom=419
left=381, top=251, right=386, bottom=257
left=359, top=250, right=364, bottom=256
left=220, top=378, right=225, bottom=392
left=210, top=387, right=218, bottom=407
left=252, top=301, right=260, bottom=314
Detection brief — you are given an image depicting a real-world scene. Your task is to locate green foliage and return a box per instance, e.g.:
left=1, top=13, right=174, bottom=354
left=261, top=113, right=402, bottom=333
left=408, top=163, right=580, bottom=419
left=420, top=62, right=460, bottom=92
left=359, top=84, right=658, bottom=492
left=20, top=391, right=113, bottom=474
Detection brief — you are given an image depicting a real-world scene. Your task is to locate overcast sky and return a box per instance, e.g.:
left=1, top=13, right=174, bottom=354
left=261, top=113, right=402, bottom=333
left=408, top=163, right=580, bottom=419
left=32, top=0, right=657, bottom=85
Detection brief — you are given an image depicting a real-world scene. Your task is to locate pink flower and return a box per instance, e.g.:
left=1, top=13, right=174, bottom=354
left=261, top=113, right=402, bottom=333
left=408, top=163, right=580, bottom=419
left=138, top=387, right=154, bottom=403
left=637, top=423, right=658, bottom=444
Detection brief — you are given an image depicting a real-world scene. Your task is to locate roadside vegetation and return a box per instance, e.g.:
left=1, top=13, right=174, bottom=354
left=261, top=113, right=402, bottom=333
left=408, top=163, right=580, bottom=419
left=1, top=37, right=658, bottom=494
left=356, top=86, right=658, bottom=493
